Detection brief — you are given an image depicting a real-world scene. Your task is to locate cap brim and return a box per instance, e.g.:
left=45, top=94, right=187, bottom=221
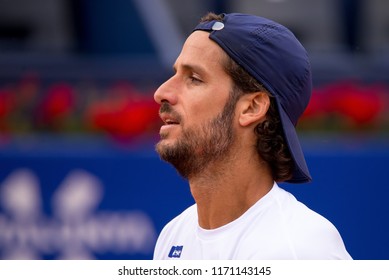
left=277, top=100, right=312, bottom=183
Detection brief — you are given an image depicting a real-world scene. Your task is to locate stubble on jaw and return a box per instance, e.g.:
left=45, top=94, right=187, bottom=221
left=155, top=92, right=238, bottom=179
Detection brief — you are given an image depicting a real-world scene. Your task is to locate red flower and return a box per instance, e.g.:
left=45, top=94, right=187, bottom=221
left=328, top=81, right=386, bottom=125
left=0, top=89, right=14, bottom=119
left=85, top=84, right=160, bottom=140
left=301, top=87, right=331, bottom=119
left=36, top=83, right=76, bottom=128
left=301, top=80, right=387, bottom=128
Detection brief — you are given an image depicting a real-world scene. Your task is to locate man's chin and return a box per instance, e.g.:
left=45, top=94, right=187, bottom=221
left=155, top=140, right=174, bottom=158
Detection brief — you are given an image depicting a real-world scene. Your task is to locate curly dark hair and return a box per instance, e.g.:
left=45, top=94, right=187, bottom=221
left=200, top=12, right=294, bottom=182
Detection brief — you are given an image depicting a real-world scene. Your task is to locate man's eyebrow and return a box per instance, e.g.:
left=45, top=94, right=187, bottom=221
left=173, top=63, right=207, bottom=75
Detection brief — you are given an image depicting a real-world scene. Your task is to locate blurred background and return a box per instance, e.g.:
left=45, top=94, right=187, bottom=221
left=0, top=0, right=388, bottom=260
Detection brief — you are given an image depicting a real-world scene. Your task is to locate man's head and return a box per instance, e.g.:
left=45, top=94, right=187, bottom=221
left=154, top=30, right=239, bottom=179
left=155, top=12, right=312, bottom=183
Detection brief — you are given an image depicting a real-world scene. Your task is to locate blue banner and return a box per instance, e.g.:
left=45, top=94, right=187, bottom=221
left=0, top=135, right=388, bottom=260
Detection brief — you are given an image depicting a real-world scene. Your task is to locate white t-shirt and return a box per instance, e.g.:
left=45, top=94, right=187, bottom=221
left=153, top=183, right=352, bottom=259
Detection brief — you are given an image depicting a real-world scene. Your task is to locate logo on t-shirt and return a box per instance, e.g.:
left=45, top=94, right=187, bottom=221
left=168, top=245, right=183, bottom=258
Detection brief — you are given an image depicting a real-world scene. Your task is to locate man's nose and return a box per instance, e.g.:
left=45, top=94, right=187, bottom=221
left=154, top=77, right=178, bottom=105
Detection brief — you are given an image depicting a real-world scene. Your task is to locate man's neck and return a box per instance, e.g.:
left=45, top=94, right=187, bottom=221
left=189, top=152, right=274, bottom=230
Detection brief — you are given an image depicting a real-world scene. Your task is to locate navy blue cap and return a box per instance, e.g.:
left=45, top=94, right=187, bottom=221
left=194, top=13, right=312, bottom=183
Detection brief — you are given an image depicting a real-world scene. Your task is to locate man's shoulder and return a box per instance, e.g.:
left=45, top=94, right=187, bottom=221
left=270, top=186, right=352, bottom=259
left=272, top=186, right=341, bottom=238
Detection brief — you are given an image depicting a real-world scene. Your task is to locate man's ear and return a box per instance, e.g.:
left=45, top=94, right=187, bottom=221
left=238, top=92, right=270, bottom=127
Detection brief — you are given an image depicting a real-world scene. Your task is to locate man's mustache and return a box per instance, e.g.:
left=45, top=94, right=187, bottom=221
left=159, top=102, right=182, bottom=123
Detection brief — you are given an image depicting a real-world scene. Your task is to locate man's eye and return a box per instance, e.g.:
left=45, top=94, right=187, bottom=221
left=189, top=76, right=202, bottom=83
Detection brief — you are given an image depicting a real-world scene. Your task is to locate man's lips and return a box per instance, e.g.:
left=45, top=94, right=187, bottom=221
left=159, top=112, right=179, bottom=124
left=158, top=103, right=182, bottom=134
left=158, top=112, right=181, bottom=137
left=162, top=116, right=180, bottom=125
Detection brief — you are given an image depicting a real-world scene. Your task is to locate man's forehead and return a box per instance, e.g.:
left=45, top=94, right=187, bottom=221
left=174, top=31, right=227, bottom=70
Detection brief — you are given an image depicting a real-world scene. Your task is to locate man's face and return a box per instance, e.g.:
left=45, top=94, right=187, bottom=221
left=154, top=31, right=238, bottom=179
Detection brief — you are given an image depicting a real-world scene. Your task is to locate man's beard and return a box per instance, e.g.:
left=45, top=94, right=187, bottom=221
left=156, top=94, right=237, bottom=179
